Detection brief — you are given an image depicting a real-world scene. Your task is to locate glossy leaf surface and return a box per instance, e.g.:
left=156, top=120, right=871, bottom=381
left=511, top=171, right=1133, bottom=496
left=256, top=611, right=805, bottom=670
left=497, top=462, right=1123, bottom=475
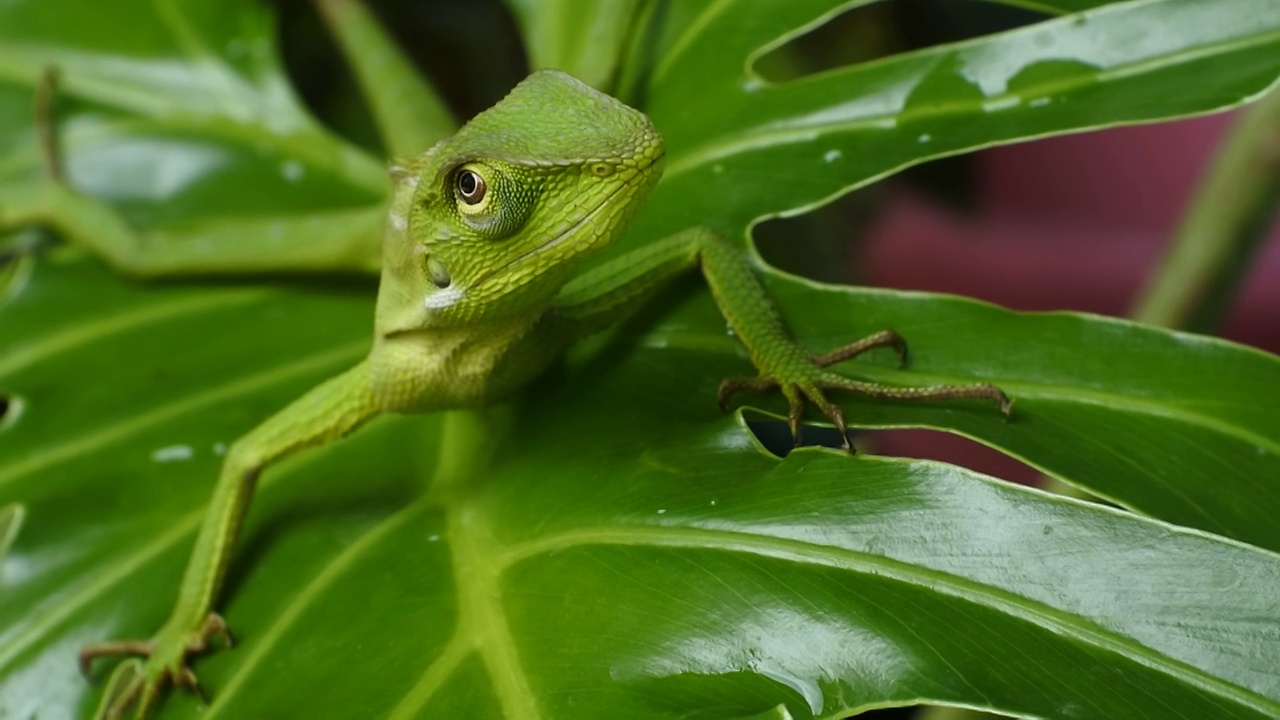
left=0, top=0, right=385, bottom=270
left=4, top=256, right=1280, bottom=719
left=629, top=0, right=1280, bottom=244
left=3, top=0, right=1280, bottom=718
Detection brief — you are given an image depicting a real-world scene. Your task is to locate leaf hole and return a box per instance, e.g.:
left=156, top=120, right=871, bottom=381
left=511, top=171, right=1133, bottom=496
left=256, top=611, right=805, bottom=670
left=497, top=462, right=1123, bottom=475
left=743, top=413, right=850, bottom=457
left=752, top=151, right=981, bottom=286
left=865, top=427, right=1042, bottom=484
left=746, top=415, right=1042, bottom=487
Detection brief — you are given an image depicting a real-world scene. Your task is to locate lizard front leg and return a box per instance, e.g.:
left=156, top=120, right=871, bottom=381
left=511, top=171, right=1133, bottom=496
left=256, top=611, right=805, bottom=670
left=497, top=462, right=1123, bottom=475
left=554, top=227, right=1010, bottom=450
left=79, top=362, right=382, bottom=718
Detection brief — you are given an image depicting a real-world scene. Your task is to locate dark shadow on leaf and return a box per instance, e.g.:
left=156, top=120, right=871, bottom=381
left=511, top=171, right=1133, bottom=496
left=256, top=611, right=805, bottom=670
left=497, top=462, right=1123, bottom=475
left=221, top=476, right=420, bottom=602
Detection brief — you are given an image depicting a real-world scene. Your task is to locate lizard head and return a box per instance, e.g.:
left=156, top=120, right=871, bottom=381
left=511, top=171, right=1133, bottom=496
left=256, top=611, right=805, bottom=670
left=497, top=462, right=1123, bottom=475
left=376, top=69, right=664, bottom=335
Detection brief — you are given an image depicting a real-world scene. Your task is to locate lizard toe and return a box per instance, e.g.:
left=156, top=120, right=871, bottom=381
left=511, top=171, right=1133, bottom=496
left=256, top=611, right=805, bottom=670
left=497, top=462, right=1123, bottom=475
left=82, top=612, right=234, bottom=720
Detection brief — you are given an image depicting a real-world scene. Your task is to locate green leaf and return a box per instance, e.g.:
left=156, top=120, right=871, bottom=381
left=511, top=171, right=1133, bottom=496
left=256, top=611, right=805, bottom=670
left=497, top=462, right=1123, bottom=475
left=503, top=0, right=646, bottom=92
left=629, top=0, right=1280, bottom=242
left=755, top=275, right=1280, bottom=551
left=4, top=0, right=1280, bottom=718
left=0, top=0, right=383, bottom=229
left=3, top=257, right=1280, bottom=718
left=993, top=0, right=1126, bottom=14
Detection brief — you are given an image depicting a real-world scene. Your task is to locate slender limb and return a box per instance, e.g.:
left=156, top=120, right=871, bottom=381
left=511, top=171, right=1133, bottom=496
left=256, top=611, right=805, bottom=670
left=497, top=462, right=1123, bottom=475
left=79, top=641, right=153, bottom=677
left=811, top=329, right=906, bottom=368
left=35, top=66, right=61, bottom=182
left=555, top=227, right=1011, bottom=451
left=821, top=376, right=1012, bottom=414
left=1131, top=84, right=1280, bottom=331
left=312, top=0, right=456, bottom=157
left=81, top=361, right=382, bottom=717
left=172, top=361, right=382, bottom=640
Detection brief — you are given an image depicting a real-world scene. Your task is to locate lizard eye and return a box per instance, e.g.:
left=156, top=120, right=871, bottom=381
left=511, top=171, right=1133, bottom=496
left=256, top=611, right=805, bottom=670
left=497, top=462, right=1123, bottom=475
left=455, top=168, right=487, bottom=205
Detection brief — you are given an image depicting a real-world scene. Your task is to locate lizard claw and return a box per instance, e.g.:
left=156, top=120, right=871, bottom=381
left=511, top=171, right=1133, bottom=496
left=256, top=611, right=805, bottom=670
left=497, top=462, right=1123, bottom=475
left=80, top=612, right=233, bottom=719
left=717, top=329, right=1011, bottom=453
left=719, top=376, right=855, bottom=449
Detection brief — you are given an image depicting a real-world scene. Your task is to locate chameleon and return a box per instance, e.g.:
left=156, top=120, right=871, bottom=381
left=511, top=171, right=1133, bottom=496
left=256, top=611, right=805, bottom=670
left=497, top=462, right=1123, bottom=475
left=28, top=69, right=1009, bottom=717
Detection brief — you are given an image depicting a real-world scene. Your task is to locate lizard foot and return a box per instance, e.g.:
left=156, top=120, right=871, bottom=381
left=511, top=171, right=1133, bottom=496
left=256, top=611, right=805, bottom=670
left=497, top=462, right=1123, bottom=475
left=717, top=329, right=1012, bottom=452
left=80, top=612, right=233, bottom=719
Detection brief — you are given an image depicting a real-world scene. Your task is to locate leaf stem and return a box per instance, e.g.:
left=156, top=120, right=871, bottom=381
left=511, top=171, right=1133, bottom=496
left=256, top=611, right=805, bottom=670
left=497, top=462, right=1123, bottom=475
left=34, top=66, right=61, bottom=181
left=311, top=0, right=457, bottom=158
left=1129, top=83, right=1280, bottom=331
left=1041, top=82, right=1280, bottom=503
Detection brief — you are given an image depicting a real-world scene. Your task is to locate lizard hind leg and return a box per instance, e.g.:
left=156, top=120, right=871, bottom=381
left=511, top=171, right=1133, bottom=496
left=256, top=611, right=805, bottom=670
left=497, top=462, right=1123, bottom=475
left=717, top=329, right=1011, bottom=454
left=810, top=329, right=908, bottom=369
left=819, top=373, right=1014, bottom=416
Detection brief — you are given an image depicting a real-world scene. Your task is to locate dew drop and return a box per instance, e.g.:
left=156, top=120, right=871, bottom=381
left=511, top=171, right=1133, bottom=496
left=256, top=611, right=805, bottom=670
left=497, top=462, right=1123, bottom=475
left=280, top=159, right=305, bottom=183
left=151, top=444, right=194, bottom=463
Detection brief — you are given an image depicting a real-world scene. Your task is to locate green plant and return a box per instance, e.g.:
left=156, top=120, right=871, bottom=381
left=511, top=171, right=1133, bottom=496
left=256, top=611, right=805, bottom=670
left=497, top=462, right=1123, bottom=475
left=2, top=1, right=1279, bottom=718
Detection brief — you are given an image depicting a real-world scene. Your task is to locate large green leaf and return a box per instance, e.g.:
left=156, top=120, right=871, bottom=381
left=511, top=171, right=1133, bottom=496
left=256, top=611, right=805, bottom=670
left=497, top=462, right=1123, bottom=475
left=630, top=0, right=1280, bottom=242
left=4, top=256, right=1280, bottom=719
left=4, top=0, right=1280, bottom=718
left=620, top=0, right=1280, bottom=547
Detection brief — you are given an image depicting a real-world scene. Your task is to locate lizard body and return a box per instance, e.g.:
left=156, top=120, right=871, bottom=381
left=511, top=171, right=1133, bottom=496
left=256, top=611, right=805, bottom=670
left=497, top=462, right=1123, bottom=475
left=49, top=69, right=1007, bottom=718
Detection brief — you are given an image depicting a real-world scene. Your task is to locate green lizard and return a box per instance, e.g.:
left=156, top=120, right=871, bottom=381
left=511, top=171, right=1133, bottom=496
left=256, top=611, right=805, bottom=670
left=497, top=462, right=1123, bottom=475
left=39, top=69, right=1009, bottom=718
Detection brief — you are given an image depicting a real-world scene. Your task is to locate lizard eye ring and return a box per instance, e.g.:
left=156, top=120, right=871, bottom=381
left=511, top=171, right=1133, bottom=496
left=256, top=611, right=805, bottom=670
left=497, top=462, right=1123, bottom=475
left=456, top=168, right=487, bottom=205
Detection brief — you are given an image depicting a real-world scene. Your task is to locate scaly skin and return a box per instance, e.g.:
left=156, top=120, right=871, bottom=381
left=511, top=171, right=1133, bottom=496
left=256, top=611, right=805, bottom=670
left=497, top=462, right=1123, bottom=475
left=41, top=70, right=1009, bottom=718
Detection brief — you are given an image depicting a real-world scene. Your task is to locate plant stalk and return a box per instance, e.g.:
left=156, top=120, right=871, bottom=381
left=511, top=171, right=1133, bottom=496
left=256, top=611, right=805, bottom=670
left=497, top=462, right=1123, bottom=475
left=1039, top=83, right=1280, bottom=503
left=312, top=0, right=457, bottom=158
left=1130, top=84, right=1280, bottom=330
